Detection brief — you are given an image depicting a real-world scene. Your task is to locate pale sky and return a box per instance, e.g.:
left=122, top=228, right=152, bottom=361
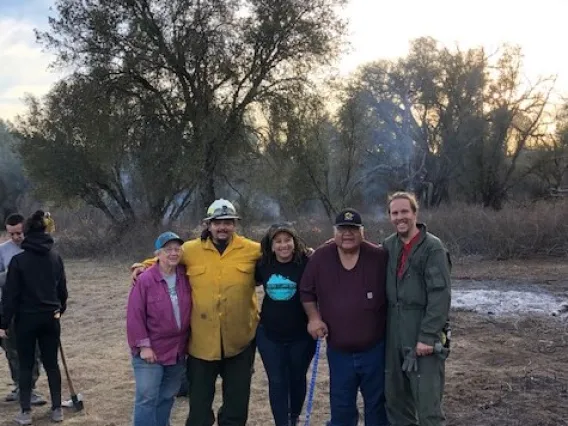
left=1, top=0, right=567, bottom=121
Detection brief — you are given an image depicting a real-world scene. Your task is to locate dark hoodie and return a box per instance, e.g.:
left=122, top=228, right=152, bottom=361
left=0, top=232, right=68, bottom=329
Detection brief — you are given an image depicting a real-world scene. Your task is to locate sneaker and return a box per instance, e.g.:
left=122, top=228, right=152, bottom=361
left=14, top=411, right=32, bottom=425
left=5, top=387, right=18, bottom=402
left=51, top=408, right=64, bottom=423
left=30, top=392, right=47, bottom=406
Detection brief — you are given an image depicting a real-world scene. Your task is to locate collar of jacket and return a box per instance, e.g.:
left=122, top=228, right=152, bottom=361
left=397, top=222, right=427, bottom=245
left=202, top=233, right=246, bottom=256
left=147, top=263, right=185, bottom=283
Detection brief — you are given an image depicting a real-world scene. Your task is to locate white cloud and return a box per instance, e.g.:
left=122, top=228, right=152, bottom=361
left=339, top=0, right=568, bottom=94
left=0, top=18, right=62, bottom=121
left=1, top=84, right=56, bottom=99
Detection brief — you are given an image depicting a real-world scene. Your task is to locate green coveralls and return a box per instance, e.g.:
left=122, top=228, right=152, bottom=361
left=383, top=224, right=451, bottom=426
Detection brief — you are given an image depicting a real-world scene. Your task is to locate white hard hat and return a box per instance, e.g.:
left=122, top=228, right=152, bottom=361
left=204, top=199, right=240, bottom=221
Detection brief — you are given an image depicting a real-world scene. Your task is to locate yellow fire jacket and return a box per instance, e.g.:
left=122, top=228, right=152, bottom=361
left=141, top=234, right=261, bottom=361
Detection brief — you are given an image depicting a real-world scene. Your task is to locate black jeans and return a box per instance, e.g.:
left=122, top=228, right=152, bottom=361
left=256, top=325, right=316, bottom=426
left=15, top=311, right=62, bottom=411
left=185, top=342, right=256, bottom=426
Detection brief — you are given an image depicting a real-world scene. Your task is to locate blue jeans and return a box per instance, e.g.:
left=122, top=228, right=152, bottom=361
left=256, top=325, right=316, bottom=426
left=326, top=340, right=388, bottom=426
left=132, top=356, right=185, bottom=426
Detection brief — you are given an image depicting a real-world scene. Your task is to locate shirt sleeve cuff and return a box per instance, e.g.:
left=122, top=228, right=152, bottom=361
left=418, top=333, right=437, bottom=346
left=136, top=338, right=151, bottom=348
left=300, top=294, right=317, bottom=303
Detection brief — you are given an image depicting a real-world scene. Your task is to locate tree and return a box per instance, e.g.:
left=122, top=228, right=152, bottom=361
left=347, top=38, right=554, bottom=209
left=38, top=0, right=347, bottom=210
left=15, top=71, right=197, bottom=227
left=465, top=47, right=554, bottom=209
left=262, top=91, right=338, bottom=221
left=0, top=121, right=27, bottom=222
left=526, top=103, right=568, bottom=195
left=256, top=80, right=372, bottom=222
left=350, top=38, right=489, bottom=205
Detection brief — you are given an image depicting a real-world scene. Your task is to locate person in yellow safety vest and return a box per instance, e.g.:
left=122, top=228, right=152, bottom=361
left=130, top=199, right=261, bottom=426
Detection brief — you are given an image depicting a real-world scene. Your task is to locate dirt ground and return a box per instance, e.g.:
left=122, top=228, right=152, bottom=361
left=0, top=258, right=567, bottom=425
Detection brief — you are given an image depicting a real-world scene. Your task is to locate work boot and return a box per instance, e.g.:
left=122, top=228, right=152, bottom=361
left=31, top=392, right=47, bottom=406
left=51, top=408, right=64, bottom=423
left=5, top=387, right=18, bottom=402
left=14, top=410, right=32, bottom=425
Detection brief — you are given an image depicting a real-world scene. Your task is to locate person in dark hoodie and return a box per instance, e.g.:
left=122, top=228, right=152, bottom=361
left=0, top=210, right=68, bottom=425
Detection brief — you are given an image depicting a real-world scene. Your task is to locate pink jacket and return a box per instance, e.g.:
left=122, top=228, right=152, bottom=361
left=126, top=264, right=191, bottom=365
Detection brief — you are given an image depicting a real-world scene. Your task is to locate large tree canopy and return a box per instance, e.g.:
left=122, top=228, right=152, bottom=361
left=37, top=0, right=347, bottom=209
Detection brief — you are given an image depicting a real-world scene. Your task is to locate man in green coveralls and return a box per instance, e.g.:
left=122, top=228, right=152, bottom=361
left=383, top=192, right=451, bottom=426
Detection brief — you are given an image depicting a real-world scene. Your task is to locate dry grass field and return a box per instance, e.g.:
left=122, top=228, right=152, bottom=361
left=1, top=257, right=567, bottom=425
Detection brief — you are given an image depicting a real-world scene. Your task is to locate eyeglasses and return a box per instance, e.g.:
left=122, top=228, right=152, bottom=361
left=335, top=226, right=361, bottom=233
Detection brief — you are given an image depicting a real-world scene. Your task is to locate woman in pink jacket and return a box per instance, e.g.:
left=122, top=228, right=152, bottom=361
left=126, top=232, right=192, bottom=426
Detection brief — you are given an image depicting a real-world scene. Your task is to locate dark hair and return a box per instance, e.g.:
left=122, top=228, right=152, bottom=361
left=24, top=210, right=47, bottom=235
left=259, top=224, right=309, bottom=267
left=5, top=213, right=25, bottom=227
left=200, top=228, right=211, bottom=241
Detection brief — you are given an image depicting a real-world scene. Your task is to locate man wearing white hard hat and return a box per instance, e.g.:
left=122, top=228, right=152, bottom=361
left=132, top=199, right=261, bottom=426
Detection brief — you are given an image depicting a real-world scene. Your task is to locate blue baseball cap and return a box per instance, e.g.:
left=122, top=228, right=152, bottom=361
left=154, top=231, right=184, bottom=251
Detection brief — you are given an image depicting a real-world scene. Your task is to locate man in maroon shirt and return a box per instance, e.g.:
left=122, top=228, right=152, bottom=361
left=300, top=208, right=389, bottom=426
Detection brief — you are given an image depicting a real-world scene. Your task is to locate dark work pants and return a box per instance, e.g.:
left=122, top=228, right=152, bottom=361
left=3, top=319, right=41, bottom=388
left=185, top=342, right=256, bottom=426
left=15, top=312, right=62, bottom=411
left=256, top=325, right=316, bottom=426
left=178, top=364, right=190, bottom=396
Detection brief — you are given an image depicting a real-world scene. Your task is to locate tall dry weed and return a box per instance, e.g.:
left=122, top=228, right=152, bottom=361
left=8, top=201, right=566, bottom=260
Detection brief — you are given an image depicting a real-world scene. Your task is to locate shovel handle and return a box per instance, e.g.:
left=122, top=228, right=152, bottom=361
left=59, top=341, right=77, bottom=395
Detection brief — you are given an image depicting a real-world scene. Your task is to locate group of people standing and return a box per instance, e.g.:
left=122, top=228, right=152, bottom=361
left=127, top=191, right=452, bottom=426
left=0, top=210, right=67, bottom=425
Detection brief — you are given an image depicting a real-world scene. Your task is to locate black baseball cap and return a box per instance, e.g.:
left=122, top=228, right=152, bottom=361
left=334, top=208, right=363, bottom=227
left=268, top=222, right=298, bottom=240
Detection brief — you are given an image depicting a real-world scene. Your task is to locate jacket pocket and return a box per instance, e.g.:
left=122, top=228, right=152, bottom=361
left=188, top=266, right=206, bottom=277
left=236, top=263, right=255, bottom=275
left=148, top=294, right=165, bottom=304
